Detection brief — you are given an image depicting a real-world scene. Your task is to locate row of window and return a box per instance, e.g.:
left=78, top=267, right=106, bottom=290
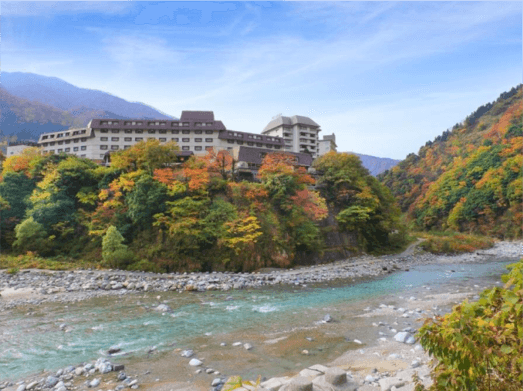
left=99, top=121, right=214, bottom=127
left=98, top=129, right=214, bottom=135
left=99, top=137, right=215, bottom=143
left=45, top=146, right=87, bottom=153
left=99, top=145, right=212, bottom=152
left=42, top=130, right=87, bottom=140
left=41, top=138, right=88, bottom=147
left=225, top=140, right=282, bottom=149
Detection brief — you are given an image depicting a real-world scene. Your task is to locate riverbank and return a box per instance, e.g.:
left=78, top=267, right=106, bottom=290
left=1, top=240, right=520, bottom=390
left=1, top=241, right=520, bottom=312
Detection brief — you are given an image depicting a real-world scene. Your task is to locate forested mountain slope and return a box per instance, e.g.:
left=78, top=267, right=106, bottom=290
left=350, top=153, right=400, bottom=176
left=379, top=85, right=522, bottom=238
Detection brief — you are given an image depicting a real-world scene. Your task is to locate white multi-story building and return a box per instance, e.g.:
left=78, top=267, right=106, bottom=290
left=261, top=115, right=322, bottom=158
left=319, top=133, right=337, bottom=156
left=5, top=141, right=38, bottom=156
left=37, top=111, right=286, bottom=162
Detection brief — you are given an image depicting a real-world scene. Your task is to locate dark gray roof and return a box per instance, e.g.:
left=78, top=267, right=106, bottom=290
left=180, top=111, right=215, bottom=121
left=237, top=146, right=313, bottom=167
left=262, top=115, right=320, bottom=133
left=89, top=118, right=226, bottom=131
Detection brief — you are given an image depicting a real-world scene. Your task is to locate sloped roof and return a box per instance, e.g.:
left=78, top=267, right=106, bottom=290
left=262, top=115, right=320, bottom=133
left=180, top=111, right=215, bottom=121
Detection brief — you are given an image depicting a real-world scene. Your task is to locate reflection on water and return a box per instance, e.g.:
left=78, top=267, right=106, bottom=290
left=0, top=258, right=516, bottom=381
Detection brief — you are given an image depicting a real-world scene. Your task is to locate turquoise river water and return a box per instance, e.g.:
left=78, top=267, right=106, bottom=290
left=0, top=258, right=518, bottom=382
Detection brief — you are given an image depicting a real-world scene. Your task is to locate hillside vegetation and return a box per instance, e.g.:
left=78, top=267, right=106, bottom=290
left=0, top=145, right=402, bottom=272
left=379, top=85, right=522, bottom=238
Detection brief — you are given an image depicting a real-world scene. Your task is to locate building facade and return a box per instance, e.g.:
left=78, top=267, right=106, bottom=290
left=261, top=115, right=322, bottom=158
left=35, top=111, right=312, bottom=171
left=6, top=141, right=38, bottom=157
left=319, top=133, right=337, bottom=156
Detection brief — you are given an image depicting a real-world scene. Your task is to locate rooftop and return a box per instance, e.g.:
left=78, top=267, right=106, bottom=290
left=262, top=115, right=321, bottom=133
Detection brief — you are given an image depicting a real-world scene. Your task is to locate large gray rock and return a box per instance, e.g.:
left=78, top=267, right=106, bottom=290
left=45, top=377, right=59, bottom=388
left=393, top=332, right=413, bottom=344
left=88, top=379, right=101, bottom=388
left=189, top=358, right=203, bottom=366
left=280, top=377, right=312, bottom=391
left=155, top=304, right=171, bottom=312
left=378, top=377, right=406, bottom=391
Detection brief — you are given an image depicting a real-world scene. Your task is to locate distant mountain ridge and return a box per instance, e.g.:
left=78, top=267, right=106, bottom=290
left=347, top=152, right=400, bottom=176
left=2, top=72, right=173, bottom=120
left=0, top=72, right=176, bottom=141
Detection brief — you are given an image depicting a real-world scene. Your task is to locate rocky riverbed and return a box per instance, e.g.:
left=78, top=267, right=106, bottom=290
left=1, top=241, right=520, bottom=311
left=1, top=240, right=521, bottom=390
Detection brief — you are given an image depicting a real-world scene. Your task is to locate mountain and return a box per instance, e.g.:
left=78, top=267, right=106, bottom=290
left=1, top=72, right=173, bottom=120
left=348, top=153, right=400, bottom=176
left=379, top=85, right=522, bottom=238
left=0, top=86, right=128, bottom=140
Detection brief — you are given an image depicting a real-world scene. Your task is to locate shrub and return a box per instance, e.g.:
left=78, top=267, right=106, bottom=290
left=102, top=226, right=134, bottom=269
left=415, top=259, right=523, bottom=390
left=12, top=217, right=52, bottom=255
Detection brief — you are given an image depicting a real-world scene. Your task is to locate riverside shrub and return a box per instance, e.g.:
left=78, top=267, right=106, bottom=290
left=415, top=258, right=523, bottom=390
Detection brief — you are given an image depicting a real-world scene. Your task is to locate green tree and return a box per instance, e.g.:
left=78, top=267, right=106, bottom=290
left=12, top=217, right=51, bottom=255
left=102, top=225, right=133, bottom=268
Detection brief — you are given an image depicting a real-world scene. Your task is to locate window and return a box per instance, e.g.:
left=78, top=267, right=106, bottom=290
left=135, top=137, right=143, bottom=141
left=65, top=148, right=70, bottom=152
left=205, top=138, right=213, bottom=142
left=205, top=146, right=213, bottom=150
left=125, top=129, right=132, bottom=134
left=100, top=129, right=108, bottom=133
left=43, top=143, right=48, bottom=147
left=159, top=130, right=166, bottom=134
left=50, top=135, right=55, bottom=138
left=148, top=137, right=154, bottom=140
left=81, top=138, right=87, bottom=142
left=248, top=135, right=253, bottom=139
left=266, top=144, right=272, bottom=148
left=111, top=130, right=119, bottom=134
left=111, top=145, right=119, bottom=150
left=111, top=137, right=119, bottom=141
left=58, top=141, right=64, bottom=145
left=205, top=130, right=213, bottom=134
left=42, top=135, right=48, bottom=140
left=195, top=138, right=202, bottom=142
left=237, top=141, right=243, bottom=145
left=135, top=129, right=143, bottom=134
left=65, top=140, right=71, bottom=144
left=101, top=137, right=108, bottom=141
left=73, top=131, right=79, bottom=136
left=81, top=146, right=87, bottom=151
left=195, top=130, right=202, bottom=134
left=58, top=149, right=63, bottom=153
left=159, top=138, right=166, bottom=142
left=148, top=130, right=156, bottom=134
left=182, top=138, right=190, bottom=142
left=80, top=154, right=86, bottom=157
left=124, top=137, right=132, bottom=142
left=57, top=134, right=64, bottom=138
left=74, top=139, right=79, bottom=143
left=182, top=122, right=189, bottom=126
left=80, top=130, right=86, bottom=134
left=182, top=130, right=190, bottom=134
left=50, top=142, right=55, bottom=146
left=205, top=122, right=213, bottom=126
left=195, top=146, right=202, bottom=151
left=100, top=145, right=108, bottom=150
left=171, top=122, right=179, bottom=127
left=256, top=143, right=263, bottom=147
left=274, top=145, right=281, bottom=150
left=124, top=145, right=131, bottom=149
left=73, top=147, right=79, bottom=152
left=247, top=142, right=254, bottom=146
left=172, top=130, right=179, bottom=134
left=182, top=146, right=190, bottom=151
left=227, top=140, right=234, bottom=144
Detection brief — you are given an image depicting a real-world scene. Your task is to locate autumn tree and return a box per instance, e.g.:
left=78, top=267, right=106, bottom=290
left=110, top=139, right=179, bottom=174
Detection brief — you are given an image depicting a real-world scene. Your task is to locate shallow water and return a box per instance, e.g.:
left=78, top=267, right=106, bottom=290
left=0, top=258, right=517, bottom=381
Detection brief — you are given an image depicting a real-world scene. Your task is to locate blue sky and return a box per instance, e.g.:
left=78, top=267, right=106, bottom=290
left=3, top=1, right=522, bottom=159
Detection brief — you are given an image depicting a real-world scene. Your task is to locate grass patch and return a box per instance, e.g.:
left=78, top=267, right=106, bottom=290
left=0, top=252, right=102, bottom=271
left=416, top=231, right=495, bottom=254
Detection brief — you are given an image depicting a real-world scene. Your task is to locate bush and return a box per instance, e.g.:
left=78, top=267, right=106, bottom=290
left=102, top=226, right=134, bottom=269
left=12, top=217, right=52, bottom=255
left=415, top=259, right=523, bottom=390
left=418, top=232, right=494, bottom=254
